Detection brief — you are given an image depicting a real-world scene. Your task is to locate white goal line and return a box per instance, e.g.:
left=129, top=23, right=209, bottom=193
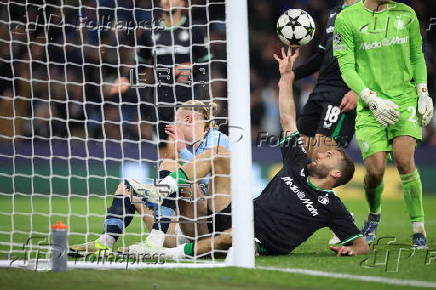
left=0, top=260, right=228, bottom=270
left=257, top=266, right=436, bottom=289
left=3, top=259, right=434, bottom=288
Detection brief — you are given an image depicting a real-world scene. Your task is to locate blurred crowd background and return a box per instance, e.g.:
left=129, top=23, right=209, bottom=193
left=0, top=0, right=435, bottom=147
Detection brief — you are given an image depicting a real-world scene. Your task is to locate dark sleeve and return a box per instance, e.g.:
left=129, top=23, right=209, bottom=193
left=192, top=25, right=210, bottom=94
left=192, top=26, right=211, bottom=64
left=279, top=131, right=310, bottom=170
left=329, top=202, right=363, bottom=245
left=294, top=35, right=326, bottom=80
left=136, top=31, right=153, bottom=64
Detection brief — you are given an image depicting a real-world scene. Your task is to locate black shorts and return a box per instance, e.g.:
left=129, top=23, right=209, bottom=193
left=297, top=91, right=356, bottom=148
left=207, top=203, right=232, bottom=233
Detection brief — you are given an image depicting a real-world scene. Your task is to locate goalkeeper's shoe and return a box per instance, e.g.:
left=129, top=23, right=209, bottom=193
left=124, top=178, right=162, bottom=204
left=412, top=233, right=428, bottom=250
left=362, top=214, right=380, bottom=244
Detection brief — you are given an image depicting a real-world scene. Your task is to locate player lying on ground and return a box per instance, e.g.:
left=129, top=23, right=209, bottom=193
left=135, top=48, right=369, bottom=258
left=70, top=100, right=230, bottom=253
left=333, top=0, right=434, bottom=248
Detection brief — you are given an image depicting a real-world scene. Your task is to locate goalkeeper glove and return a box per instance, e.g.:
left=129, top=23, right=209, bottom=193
left=417, top=84, right=434, bottom=126
left=124, top=179, right=169, bottom=204
left=360, top=88, right=400, bottom=127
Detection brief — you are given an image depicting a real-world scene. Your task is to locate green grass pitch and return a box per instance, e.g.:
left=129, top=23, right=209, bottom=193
left=0, top=195, right=436, bottom=290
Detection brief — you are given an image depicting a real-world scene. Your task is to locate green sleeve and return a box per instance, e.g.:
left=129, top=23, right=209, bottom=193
left=333, top=14, right=366, bottom=95
left=409, top=11, right=427, bottom=84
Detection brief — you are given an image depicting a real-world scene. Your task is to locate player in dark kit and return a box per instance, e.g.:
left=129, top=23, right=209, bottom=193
left=133, top=47, right=369, bottom=259
left=294, top=0, right=359, bottom=157
left=136, top=0, right=210, bottom=105
left=112, top=0, right=211, bottom=158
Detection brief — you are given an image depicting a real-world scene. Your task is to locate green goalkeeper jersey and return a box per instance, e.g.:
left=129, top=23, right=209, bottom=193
left=333, top=1, right=427, bottom=105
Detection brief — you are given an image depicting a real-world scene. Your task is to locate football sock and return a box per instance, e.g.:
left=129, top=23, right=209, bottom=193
left=412, top=221, right=426, bottom=236
left=104, top=195, right=136, bottom=242
left=142, top=170, right=175, bottom=235
left=368, top=212, right=381, bottom=222
left=149, top=170, right=190, bottom=245
left=164, top=243, right=192, bottom=259
left=401, top=170, right=425, bottom=224
left=184, top=242, right=194, bottom=256
left=364, top=182, right=383, bottom=214
left=170, top=169, right=189, bottom=185
left=151, top=205, right=174, bottom=234
left=152, top=218, right=171, bottom=233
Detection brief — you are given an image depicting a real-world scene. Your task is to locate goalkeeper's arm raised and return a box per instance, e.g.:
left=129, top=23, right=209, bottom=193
left=273, top=47, right=299, bottom=133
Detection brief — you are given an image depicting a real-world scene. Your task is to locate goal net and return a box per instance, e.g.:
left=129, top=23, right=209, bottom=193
left=0, top=0, right=253, bottom=269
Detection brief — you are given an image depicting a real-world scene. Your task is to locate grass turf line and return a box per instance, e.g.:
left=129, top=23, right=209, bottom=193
left=0, top=196, right=435, bottom=289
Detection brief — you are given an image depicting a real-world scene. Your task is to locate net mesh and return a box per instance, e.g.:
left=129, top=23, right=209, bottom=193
left=0, top=0, right=230, bottom=265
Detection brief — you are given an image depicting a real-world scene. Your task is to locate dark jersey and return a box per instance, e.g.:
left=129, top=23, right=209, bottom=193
left=253, top=132, right=361, bottom=255
left=137, top=15, right=210, bottom=96
left=136, top=15, right=211, bottom=140
left=294, top=5, right=350, bottom=99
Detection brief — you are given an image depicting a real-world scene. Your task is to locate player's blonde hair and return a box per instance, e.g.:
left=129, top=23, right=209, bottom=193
left=180, top=100, right=218, bottom=129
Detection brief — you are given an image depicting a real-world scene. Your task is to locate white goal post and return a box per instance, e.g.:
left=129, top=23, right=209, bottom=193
left=226, top=0, right=255, bottom=268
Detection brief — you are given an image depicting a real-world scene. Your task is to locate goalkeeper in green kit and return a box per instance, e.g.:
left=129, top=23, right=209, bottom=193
left=333, top=0, right=433, bottom=248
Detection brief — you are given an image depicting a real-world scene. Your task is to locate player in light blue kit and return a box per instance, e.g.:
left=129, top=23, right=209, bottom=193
left=70, top=100, right=230, bottom=253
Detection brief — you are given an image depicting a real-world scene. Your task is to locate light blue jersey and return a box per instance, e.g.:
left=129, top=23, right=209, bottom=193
left=177, top=128, right=230, bottom=192
left=179, top=128, right=230, bottom=161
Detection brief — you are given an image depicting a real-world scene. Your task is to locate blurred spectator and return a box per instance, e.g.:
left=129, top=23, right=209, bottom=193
left=0, top=0, right=434, bottom=147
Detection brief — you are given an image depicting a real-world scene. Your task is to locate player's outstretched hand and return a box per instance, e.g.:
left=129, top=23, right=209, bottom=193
left=417, top=85, right=434, bottom=126
left=340, top=90, right=357, bottom=112
left=329, top=245, right=356, bottom=256
left=273, top=47, right=300, bottom=80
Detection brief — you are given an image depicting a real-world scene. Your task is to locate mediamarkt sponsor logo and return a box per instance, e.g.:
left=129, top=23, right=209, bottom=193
left=281, top=177, right=319, bottom=217
left=360, top=36, right=409, bottom=50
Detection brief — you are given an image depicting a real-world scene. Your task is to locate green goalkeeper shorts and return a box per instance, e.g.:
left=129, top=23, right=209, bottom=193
left=355, top=99, right=422, bottom=160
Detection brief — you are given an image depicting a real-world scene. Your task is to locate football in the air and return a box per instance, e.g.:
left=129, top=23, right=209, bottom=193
left=277, top=9, right=316, bottom=47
